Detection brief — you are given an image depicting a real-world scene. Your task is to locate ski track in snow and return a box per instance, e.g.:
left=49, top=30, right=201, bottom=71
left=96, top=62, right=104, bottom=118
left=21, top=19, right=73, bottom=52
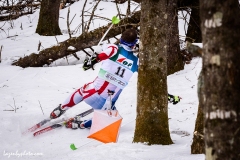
left=0, top=58, right=204, bottom=160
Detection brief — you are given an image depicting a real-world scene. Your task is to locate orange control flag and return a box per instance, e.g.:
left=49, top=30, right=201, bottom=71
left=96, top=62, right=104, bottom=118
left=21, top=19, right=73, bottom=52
left=87, top=109, right=122, bottom=143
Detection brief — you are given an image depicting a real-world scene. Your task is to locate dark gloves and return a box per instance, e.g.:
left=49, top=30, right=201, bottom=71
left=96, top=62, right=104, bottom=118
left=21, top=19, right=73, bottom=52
left=83, top=55, right=99, bottom=71
left=65, top=116, right=84, bottom=129
left=168, top=94, right=181, bottom=105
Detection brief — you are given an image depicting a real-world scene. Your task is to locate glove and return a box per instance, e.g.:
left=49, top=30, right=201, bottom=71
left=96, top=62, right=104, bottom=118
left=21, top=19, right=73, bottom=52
left=65, top=117, right=84, bottom=129
left=168, top=94, right=181, bottom=105
left=82, top=55, right=99, bottom=71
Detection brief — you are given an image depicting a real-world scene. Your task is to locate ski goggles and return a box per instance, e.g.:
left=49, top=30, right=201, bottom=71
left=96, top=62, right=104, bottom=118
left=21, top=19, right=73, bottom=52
left=120, top=38, right=138, bottom=48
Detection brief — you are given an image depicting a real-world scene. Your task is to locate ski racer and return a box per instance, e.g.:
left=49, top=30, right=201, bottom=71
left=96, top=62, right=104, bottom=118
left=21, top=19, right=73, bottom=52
left=50, top=28, right=181, bottom=129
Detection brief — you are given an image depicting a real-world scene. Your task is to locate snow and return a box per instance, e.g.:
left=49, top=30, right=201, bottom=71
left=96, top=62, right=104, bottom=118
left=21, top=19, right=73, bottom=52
left=0, top=1, right=204, bottom=159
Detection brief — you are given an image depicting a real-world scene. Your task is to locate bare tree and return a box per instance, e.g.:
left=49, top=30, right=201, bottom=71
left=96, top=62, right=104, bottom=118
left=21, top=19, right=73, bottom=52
left=0, top=0, right=41, bottom=21
left=36, top=0, right=62, bottom=36
left=166, top=0, right=184, bottom=75
left=178, top=0, right=202, bottom=43
left=186, top=43, right=205, bottom=154
left=185, top=0, right=201, bottom=43
left=12, top=11, right=141, bottom=67
left=200, top=0, right=240, bottom=159
left=191, top=71, right=205, bottom=154
left=133, top=0, right=173, bottom=145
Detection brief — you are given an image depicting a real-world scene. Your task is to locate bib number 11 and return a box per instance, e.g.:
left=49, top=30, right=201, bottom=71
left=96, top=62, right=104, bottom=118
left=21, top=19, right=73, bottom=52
left=115, top=67, right=125, bottom=78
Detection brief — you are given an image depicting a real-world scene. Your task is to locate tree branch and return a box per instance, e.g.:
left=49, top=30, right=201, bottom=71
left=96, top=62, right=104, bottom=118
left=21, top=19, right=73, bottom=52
left=12, top=11, right=141, bottom=68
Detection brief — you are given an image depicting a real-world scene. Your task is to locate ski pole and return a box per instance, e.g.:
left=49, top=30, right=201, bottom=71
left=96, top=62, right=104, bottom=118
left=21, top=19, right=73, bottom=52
left=86, top=16, right=120, bottom=66
left=97, top=16, right=120, bottom=47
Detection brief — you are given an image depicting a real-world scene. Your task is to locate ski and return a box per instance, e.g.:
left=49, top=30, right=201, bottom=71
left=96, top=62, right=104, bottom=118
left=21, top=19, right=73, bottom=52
left=23, top=118, right=52, bottom=135
left=33, top=122, right=65, bottom=136
left=33, top=108, right=94, bottom=137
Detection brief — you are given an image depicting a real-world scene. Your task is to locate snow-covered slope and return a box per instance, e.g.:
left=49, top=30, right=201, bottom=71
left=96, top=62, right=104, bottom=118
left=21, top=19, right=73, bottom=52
left=0, top=1, right=204, bottom=159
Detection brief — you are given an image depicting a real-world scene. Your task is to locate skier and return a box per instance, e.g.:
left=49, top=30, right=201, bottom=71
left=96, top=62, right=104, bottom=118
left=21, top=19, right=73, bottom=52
left=50, top=28, right=181, bottom=129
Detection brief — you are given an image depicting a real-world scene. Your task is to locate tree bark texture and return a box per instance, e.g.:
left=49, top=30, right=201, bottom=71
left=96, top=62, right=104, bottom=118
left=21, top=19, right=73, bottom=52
left=166, top=0, right=184, bottom=75
left=191, top=105, right=205, bottom=154
left=191, top=71, right=205, bottom=154
left=133, top=0, right=173, bottom=145
left=201, top=0, right=240, bottom=159
left=12, top=11, right=141, bottom=68
left=36, top=0, right=62, bottom=36
left=189, top=42, right=204, bottom=154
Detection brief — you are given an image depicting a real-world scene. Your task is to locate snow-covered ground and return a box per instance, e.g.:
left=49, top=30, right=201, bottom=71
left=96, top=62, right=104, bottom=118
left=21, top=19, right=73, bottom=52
left=0, top=1, right=204, bottom=159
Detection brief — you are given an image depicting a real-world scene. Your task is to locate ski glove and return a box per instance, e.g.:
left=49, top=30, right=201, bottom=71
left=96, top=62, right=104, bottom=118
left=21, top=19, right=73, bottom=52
left=83, top=55, right=99, bottom=71
left=168, top=94, right=181, bottom=105
left=65, top=116, right=85, bottom=129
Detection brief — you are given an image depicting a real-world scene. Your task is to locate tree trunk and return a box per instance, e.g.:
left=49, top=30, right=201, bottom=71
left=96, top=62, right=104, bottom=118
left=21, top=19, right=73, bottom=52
left=133, top=0, right=173, bottom=145
left=187, top=43, right=204, bottom=154
left=191, top=105, right=204, bottom=154
left=178, top=0, right=202, bottom=43
left=191, top=71, right=205, bottom=154
left=201, top=0, right=240, bottom=159
left=185, top=0, right=202, bottom=43
left=36, top=0, right=62, bottom=36
left=12, top=11, right=141, bottom=68
left=166, top=0, right=184, bottom=75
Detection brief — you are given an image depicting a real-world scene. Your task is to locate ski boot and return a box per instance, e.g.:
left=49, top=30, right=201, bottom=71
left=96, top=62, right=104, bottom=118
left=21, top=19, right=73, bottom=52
left=50, top=104, right=66, bottom=119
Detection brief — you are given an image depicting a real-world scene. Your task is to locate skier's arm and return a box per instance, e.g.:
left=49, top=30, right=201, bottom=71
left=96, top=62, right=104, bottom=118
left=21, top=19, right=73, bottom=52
left=83, top=44, right=118, bottom=71
left=97, top=44, right=118, bottom=61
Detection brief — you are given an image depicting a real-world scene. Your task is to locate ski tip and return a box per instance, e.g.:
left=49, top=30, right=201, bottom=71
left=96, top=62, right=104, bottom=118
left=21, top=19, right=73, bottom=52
left=70, top=143, right=77, bottom=150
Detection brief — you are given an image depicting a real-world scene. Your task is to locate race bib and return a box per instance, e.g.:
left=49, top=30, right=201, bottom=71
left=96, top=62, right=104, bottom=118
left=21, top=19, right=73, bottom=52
left=116, top=54, right=133, bottom=70
left=98, top=69, right=128, bottom=89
